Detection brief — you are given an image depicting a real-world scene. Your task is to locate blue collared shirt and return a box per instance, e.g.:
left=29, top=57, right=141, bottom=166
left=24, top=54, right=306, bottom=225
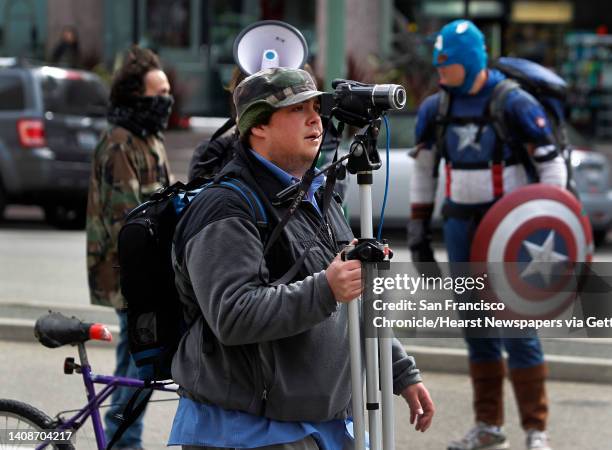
left=168, top=398, right=353, bottom=449
left=168, top=150, right=351, bottom=449
left=249, top=149, right=325, bottom=216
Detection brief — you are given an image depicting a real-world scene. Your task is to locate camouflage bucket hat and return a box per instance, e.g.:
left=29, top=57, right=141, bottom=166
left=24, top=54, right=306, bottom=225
left=233, top=67, right=323, bottom=135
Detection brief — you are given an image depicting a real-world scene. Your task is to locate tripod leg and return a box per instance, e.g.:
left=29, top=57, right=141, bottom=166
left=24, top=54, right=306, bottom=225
left=365, top=337, right=381, bottom=450
left=364, top=264, right=381, bottom=450
left=348, top=301, right=366, bottom=450
left=380, top=337, right=395, bottom=450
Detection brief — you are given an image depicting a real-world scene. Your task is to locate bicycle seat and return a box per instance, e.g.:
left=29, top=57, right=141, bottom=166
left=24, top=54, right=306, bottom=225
left=34, top=311, right=112, bottom=348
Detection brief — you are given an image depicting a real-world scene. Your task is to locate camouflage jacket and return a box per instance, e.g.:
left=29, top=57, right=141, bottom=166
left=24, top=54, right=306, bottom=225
left=86, top=126, right=171, bottom=309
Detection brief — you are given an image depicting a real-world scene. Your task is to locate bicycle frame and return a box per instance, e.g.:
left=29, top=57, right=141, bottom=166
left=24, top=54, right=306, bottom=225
left=36, top=342, right=177, bottom=450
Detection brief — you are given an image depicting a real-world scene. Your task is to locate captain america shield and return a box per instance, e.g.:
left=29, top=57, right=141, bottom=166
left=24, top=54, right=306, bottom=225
left=471, top=184, right=594, bottom=319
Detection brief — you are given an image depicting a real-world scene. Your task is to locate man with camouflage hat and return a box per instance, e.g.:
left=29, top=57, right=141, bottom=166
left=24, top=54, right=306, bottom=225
left=86, top=46, right=173, bottom=450
left=168, top=67, right=434, bottom=449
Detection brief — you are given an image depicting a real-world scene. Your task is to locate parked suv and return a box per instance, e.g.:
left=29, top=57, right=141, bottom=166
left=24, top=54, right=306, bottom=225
left=0, top=61, right=108, bottom=228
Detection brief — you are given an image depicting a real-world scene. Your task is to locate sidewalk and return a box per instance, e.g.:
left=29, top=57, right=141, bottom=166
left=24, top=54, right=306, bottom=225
left=3, top=299, right=611, bottom=384
left=2, top=125, right=611, bottom=386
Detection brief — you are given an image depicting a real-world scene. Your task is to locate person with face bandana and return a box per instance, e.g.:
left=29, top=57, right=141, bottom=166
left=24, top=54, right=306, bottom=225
left=86, top=46, right=173, bottom=450
left=409, top=20, right=565, bottom=450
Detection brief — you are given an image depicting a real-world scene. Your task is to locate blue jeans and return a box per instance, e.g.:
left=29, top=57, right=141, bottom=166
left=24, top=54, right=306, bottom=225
left=105, top=310, right=147, bottom=449
left=444, top=216, right=545, bottom=369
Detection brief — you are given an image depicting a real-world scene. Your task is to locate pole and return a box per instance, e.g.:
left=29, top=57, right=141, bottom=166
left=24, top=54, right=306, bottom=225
left=359, top=181, right=381, bottom=450
left=380, top=332, right=395, bottom=449
left=324, top=0, right=346, bottom=90
left=348, top=293, right=366, bottom=450
left=343, top=115, right=399, bottom=450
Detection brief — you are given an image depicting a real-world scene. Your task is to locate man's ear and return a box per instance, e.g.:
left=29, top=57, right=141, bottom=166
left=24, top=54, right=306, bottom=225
left=250, top=123, right=268, bottom=139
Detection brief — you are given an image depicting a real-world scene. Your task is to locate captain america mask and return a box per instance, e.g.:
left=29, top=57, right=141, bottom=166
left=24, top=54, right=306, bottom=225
left=433, top=20, right=488, bottom=95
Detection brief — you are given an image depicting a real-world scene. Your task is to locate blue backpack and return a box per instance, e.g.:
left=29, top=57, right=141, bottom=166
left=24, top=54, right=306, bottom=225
left=118, top=177, right=268, bottom=382
left=489, top=57, right=568, bottom=152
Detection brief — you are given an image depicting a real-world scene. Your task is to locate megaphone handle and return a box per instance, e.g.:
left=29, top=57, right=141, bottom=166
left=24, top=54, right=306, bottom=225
left=260, top=49, right=279, bottom=70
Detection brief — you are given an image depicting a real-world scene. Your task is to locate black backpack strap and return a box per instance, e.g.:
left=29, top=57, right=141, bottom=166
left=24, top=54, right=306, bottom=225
left=267, top=145, right=340, bottom=288
left=210, top=117, right=236, bottom=142
left=488, top=78, right=520, bottom=143
left=188, top=119, right=238, bottom=181
left=488, top=79, right=539, bottom=184
left=106, top=387, right=153, bottom=450
left=433, top=90, right=452, bottom=177
left=486, top=79, right=517, bottom=198
left=213, top=123, right=341, bottom=287
left=263, top=119, right=342, bottom=287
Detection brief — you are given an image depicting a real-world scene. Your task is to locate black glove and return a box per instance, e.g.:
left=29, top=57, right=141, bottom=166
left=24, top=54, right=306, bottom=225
left=408, top=219, right=442, bottom=278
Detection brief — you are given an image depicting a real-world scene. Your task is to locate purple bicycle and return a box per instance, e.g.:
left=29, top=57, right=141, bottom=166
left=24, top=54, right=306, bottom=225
left=0, top=312, right=177, bottom=449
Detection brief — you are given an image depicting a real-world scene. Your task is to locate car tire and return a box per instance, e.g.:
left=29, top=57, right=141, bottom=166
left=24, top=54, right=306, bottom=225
left=44, top=204, right=86, bottom=230
left=593, top=229, right=608, bottom=247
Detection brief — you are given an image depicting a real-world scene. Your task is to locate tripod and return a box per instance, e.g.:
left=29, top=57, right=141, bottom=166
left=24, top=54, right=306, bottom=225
left=344, top=120, right=395, bottom=450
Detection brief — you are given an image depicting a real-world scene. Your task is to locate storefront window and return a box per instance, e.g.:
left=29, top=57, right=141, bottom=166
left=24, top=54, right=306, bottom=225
left=146, top=0, right=191, bottom=48
left=505, top=24, right=568, bottom=68
left=421, top=1, right=465, bottom=18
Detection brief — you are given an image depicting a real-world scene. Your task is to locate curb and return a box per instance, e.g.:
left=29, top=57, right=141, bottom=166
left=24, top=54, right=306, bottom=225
left=2, top=317, right=612, bottom=383
left=407, top=344, right=612, bottom=384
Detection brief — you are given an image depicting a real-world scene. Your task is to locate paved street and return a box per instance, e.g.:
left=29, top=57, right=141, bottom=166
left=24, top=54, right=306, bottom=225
left=1, top=130, right=612, bottom=449
left=1, top=339, right=611, bottom=450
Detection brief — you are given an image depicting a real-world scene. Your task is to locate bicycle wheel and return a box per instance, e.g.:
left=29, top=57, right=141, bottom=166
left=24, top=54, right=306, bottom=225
left=0, top=399, right=75, bottom=450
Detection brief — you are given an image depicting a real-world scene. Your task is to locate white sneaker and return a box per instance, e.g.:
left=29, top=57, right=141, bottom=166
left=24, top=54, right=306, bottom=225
left=526, top=429, right=552, bottom=450
left=448, top=422, right=510, bottom=450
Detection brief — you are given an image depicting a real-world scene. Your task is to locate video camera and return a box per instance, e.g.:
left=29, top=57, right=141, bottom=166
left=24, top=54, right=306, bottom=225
left=320, top=79, right=406, bottom=127
left=318, top=79, right=406, bottom=174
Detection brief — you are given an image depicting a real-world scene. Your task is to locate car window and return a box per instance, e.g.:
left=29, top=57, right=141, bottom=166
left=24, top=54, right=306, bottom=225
left=0, top=73, right=25, bottom=110
left=340, top=113, right=417, bottom=149
left=41, top=75, right=108, bottom=117
left=376, top=113, right=417, bottom=149
left=565, top=124, right=591, bottom=149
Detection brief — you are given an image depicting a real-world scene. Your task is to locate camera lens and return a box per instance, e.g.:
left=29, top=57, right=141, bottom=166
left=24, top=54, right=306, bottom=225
left=372, top=84, right=406, bottom=110
left=393, top=87, right=406, bottom=109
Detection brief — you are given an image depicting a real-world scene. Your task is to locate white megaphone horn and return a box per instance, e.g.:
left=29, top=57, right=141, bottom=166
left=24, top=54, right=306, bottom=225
left=233, top=20, right=309, bottom=75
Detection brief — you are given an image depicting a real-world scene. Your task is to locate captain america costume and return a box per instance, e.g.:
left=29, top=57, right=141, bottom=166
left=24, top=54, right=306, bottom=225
left=414, top=68, right=564, bottom=219
left=412, top=67, right=559, bottom=367
left=409, top=19, right=565, bottom=450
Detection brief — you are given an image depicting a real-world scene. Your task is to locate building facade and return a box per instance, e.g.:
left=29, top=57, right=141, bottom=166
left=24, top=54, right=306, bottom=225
left=1, top=0, right=610, bottom=128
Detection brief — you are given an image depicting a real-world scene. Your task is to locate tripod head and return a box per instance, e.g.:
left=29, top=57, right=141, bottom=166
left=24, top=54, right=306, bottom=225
left=346, top=120, right=383, bottom=177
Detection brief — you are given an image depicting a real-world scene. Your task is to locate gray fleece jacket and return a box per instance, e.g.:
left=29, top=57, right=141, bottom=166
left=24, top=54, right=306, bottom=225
left=170, top=149, right=422, bottom=422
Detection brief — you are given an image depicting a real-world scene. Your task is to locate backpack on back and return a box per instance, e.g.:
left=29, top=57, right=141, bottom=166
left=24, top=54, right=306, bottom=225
left=490, top=57, right=570, bottom=164
left=435, top=57, right=574, bottom=191
left=118, top=176, right=267, bottom=382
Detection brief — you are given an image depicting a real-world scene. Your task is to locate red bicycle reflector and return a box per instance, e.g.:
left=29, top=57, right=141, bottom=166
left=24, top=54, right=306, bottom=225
left=17, top=119, right=46, bottom=148
left=89, top=324, right=112, bottom=342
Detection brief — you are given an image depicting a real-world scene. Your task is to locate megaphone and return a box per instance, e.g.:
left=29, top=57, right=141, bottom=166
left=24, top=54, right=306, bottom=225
left=233, top=20, right=308, bottom=75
